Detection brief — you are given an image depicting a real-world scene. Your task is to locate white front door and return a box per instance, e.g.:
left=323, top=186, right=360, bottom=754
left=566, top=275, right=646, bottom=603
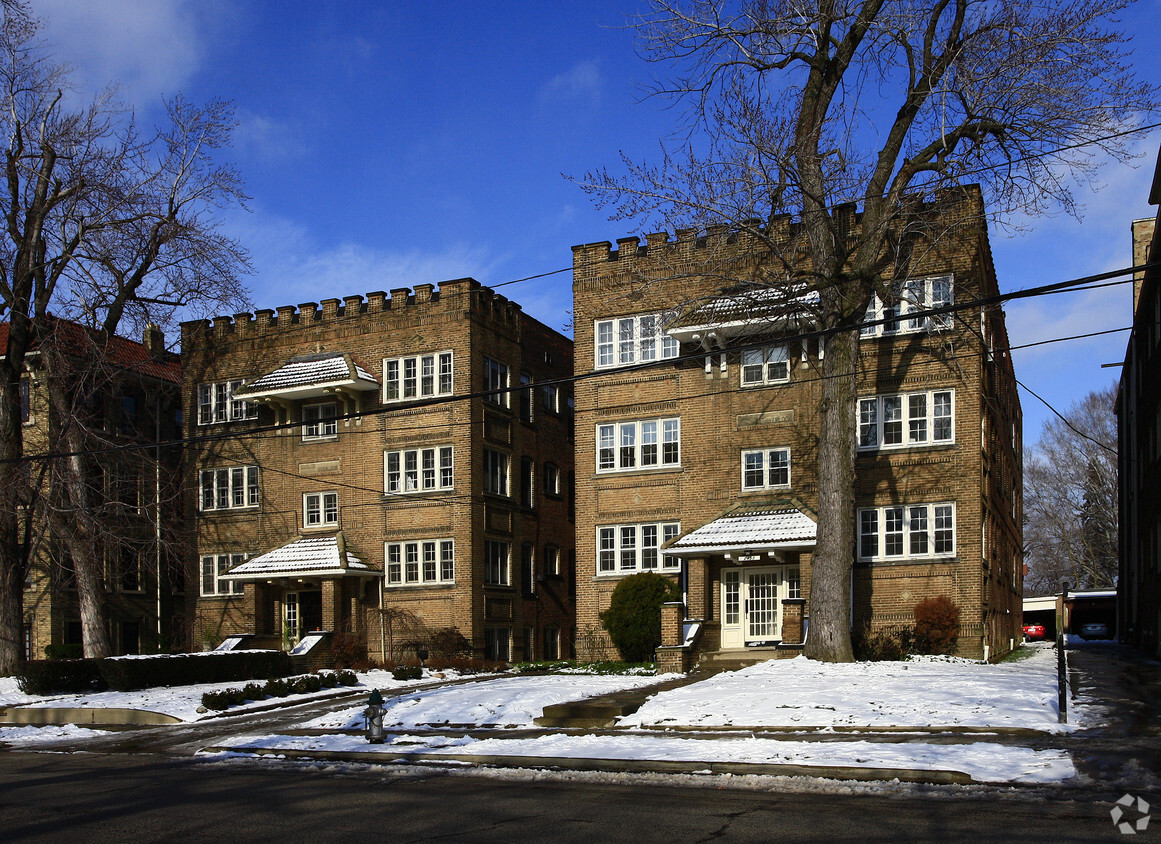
left=720, top=566, right=784, bottom=648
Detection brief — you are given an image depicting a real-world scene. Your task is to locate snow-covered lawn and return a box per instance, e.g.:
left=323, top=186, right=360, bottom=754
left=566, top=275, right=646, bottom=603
left=623, top=647, right=1077, bottom=733
left=305, top=673, right=677, bottom=730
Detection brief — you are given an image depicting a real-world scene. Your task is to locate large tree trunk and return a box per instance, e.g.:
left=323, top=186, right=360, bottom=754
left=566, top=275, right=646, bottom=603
left=0, top=367, right=28, bottom=673
left=803, top=327, right=857, bottom=662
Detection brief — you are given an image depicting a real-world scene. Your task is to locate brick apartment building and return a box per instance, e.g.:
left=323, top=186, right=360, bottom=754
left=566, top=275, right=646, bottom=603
left=182, top=280, right=575, bottom=663
left=571, top=185, right=1024, bottom=667
left=9, top=318, right=186, bottom=659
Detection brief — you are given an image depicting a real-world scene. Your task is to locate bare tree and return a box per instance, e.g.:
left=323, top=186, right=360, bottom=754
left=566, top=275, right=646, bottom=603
left=0, top=4, right=250, bottom=671
left=1023, top=386, right=1118, bottom=595
left=576, top=0, right=1156, bottom=661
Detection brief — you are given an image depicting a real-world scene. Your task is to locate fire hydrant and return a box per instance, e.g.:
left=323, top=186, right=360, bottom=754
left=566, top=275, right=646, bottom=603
left=364, top=689, right=386, bottom=744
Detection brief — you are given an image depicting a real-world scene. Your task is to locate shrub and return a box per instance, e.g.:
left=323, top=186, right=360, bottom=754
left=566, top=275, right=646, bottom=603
left=428, top=627, right=472, bottom=658
left=853, top=625, right=914, bottom=661
left=17, top=659, right=106, bottom=695
left=335, top=669, right=358, bottom=686
left=392, top=664, right=422, bottom=681
left=599, top=572, right=681, bottom=663
left=99, top=650, right=292, bottom=692
left=913, top=596, right=961, bottom=655
left=330, top=633, right=368, bottom=671
left=43, top=643, right=83, bottom=661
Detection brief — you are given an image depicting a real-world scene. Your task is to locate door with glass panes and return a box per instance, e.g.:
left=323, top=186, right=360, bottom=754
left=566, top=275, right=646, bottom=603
left=720, top=566, right=796, bottom=648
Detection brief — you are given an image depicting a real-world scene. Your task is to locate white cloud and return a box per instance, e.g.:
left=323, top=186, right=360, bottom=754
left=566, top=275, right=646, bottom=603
left=32, top=0, right=223, bottom=105
left=538, top=59, right=603, bottom=107
left=233, top=109, right=311, bottom=163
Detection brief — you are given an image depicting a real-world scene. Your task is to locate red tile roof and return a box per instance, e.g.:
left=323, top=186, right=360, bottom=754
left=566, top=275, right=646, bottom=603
left=0, top=317, right=181, bottom=384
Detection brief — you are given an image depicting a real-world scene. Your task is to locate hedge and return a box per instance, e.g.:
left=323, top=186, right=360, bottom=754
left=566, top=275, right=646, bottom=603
left=17, top=650, right=294, bottom=695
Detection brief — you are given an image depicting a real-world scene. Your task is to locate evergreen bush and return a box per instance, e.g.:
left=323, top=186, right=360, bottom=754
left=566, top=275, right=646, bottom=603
left=598, top=572, right=680, bottom=662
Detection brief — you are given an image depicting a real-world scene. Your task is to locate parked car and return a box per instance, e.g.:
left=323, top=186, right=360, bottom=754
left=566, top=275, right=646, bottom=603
left=1023, top=623, right=1047, bottom=641
left=1079, top=622, right=1109, bottom=639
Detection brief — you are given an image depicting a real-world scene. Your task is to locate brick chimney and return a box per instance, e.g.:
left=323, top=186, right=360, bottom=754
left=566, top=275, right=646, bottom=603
left=143, top=323, right=166, bottom=358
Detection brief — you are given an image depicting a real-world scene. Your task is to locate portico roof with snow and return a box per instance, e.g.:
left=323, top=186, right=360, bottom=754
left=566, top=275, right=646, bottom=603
left=222, top=534, right=376, bottom=581
left=665, top=285, right=820, bottom=344
left=665, top=503, right=817, bottom=558
left=233, top=352, right=380, bottom=401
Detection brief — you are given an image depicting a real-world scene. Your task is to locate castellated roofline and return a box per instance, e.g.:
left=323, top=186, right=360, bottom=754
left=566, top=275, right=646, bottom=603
left=182, top=276, right=525, bottom=339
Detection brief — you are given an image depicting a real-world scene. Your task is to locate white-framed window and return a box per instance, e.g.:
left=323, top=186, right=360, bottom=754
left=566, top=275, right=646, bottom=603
left=742, top=448, right=791, bottom=490
left=385, top=539, right=454, bottom=586
left=520, top=457, right=535, bottom=507
left=304, top=491, right=338, bottom=527
left=597, top=522, right=681, bottom=575
left=485, top=540, right=510, bottom=585
left=382, top=351, right=454, bottom=403
left=542, top=383, right=560, bottom=413
left=483, top=356, right=510, bottom=407
left=595, top=314, right=679, bottom=368
left=597, top=417, right=680, bottom=472
left=197, top=380, right=258, bottom=425
left=485, top=627, right=511, bottom=662
left=858, top=390, right=954, bottom=450
left=302, top=402, right=338, bottom=441
left=200, top=553, right=247, bottom=596
left=519, top=371, right=534, bottom=422
left=858, top=503, right=955, bottom=561
left=521, top=543, right=536, bottom=595
left=786, top=567, right=802, bottom=599
left=199, top=466, right=259, bottom=511
left=544, top=544, right=560, bottom=576
left=543, top=462, right=560, bottom=496
left=484, top=448, right=510, bottom=496
left=384, top=446, right=454, bottom=494
left=741, top=345, right=790, bottom=386
left=861, top=275, right=954, bottom=337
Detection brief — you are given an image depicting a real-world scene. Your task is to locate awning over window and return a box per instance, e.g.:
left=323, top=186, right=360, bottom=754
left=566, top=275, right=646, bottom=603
left=664, top=285, right=820, bottom=345
left=222, top=533, right=376, bottom=581
left=665, top=503, right=817, bottom=559
left=233, top=352, right=380, bottom=402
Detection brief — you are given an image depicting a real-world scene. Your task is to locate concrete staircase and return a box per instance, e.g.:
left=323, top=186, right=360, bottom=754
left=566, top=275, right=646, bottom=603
left=534, top=674, right=707, bottom=728
left=695, top=647, right=800, bottom=672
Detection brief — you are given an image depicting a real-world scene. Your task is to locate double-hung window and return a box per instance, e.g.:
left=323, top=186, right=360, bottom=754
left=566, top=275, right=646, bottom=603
left=594, top=314, right=679, bottom=368
left=484, top=449, right=510, bottom=496
left=383, top=351, right=454, bottom=402
left=858, top=390, right=954, bottom=450
left=304, top=492, right=338, bottom=527
left=597, top=417, right=680, bottom=472
left=741, top=345, right=790, bottom=386
left=483, top=356, right=510, bottom=407
left=597, top=522, right=681, bottom=574
left=861, top=275, right=954, bottom=337
left=200, top=553, right=247, bottom=596
left=385, top=539, right=454, bottom=586
left=384, top=446, right=454, bottom=494
left=302, top=402, right=338, bottom=440
left=199, top=466, right=259, bottom=511
left=741, top=448, right=791, bottom=490
left=858, top=503, right=955, bottom=561
left=197, top=380, right=258, bottom=425
left=485, top=540, right=510, bottom=585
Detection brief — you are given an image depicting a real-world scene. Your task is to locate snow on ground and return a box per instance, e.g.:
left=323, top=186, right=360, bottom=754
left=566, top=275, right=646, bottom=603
left=0, top=723, right=109, bottom=747
left=622, top=647, right=1077, bottom=733
left=305, top=673, right=678, bottom=730
left=212, top=731, right=1074, bottom=784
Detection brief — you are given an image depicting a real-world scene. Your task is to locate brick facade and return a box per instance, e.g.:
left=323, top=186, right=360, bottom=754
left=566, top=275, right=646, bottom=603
left=182, top=280, right=575, bottom=664
left=572, top=186, right=1023, bottom=664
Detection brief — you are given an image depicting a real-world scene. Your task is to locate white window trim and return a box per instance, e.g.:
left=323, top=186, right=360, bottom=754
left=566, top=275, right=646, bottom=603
left=485, top=540, right=511, bottom=585
left=383, top=446, right=454, bottom=494
left=543, top=462, right=561, bottom=496
left=596, top=522, right=681, bottom=575
left=741, top=345, right=790, bottom=386
left=484, top=448, right=510, bottom=497
left=200, top=553, right=247, bottom=597
left=857, top=502, right=956, bottom=562
left=741, top=447, right=791, bottom=491
left=197, top=380, right=258, bottom=425
left=198, top=466, right=259, bottom=511
left=858, top=389, right=955, bottom=450
left=483, top=356, right=510, bottom=407
left=382, top=351, right=454, bottom=403
left=303, top=491, right=339, bottom=528
left=385, top=539, right=455, bottom=586
left=860, top=274, right=954, bottom=338
left=594, top=314, right=680, bottom=369
left=301, top=401, right=339, bottom=441
left=596, top=417, right=681, bottom=473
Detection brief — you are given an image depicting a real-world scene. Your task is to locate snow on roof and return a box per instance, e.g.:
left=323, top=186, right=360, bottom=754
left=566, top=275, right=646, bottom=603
left=666, top=285, right=820, bottom=339
left=667, top=504, right=817, bottom=555
left=234, top=352, right=379, bottom=399
left=223, top=534, right=375, bottom=580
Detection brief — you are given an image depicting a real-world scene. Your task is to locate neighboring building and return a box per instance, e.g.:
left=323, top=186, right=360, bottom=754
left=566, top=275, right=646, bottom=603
left=182, top=281, right=575, bottom=663
left=7, top=317, right=186, bottom=659
left=572, top=185, right=1024, bottom=667
left=1117, top=146, right=1161, bottom=656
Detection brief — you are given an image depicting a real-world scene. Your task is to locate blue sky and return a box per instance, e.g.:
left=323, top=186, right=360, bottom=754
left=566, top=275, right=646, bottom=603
left=31, top=0, right=1161, bottom=444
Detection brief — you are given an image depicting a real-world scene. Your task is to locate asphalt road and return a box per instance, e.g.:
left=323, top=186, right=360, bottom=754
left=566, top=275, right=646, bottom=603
left=0, top=750, right=1138, bottom=842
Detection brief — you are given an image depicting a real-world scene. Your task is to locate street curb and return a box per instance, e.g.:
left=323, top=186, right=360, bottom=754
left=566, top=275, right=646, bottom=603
left=202, top=744, right=977, bottom=785
left=0, top=707, right=182, bottom=726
